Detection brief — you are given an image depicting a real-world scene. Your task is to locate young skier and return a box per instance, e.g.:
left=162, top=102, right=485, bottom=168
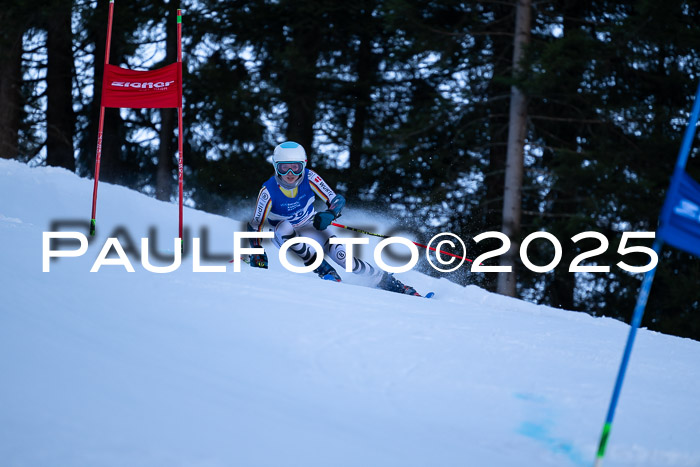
left=246, top=141, right=419, bottom=296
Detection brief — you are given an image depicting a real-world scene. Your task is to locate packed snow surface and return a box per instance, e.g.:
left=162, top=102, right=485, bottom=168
left=1, top=159, right=699, bottom=467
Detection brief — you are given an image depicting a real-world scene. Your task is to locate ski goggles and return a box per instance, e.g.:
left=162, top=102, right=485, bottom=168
left=275, top=162, right=304, bottom=176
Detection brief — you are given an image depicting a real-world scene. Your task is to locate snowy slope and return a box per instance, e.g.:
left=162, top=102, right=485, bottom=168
left=1, top=159, right=699, bottom=467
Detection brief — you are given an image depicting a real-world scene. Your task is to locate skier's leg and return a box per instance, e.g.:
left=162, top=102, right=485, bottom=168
left=273, top=221, right=317, bottom=265
left=330, top=242, right=384, bottom=283
left=375, top=270, right=419, bottom=295
left=274, top=221, right=340, bottom=281
left=301, top=226, right=418, bottom=295
left=288, top=224, right=417, bottom=294
left=324, top=234, right=417, bottom=294
left=297, top=224, right=384, bottom=285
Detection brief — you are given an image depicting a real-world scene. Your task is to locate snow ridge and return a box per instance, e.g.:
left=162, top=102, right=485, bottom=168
left=1, top=159, right=699, bottom=467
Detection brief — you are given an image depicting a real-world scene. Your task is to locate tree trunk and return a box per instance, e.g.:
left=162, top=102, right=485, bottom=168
left=157, top=109, right=176, bottom=201
left=45, top=1, right=75, bottom=170
left=88, top=1, right=124, bottom=184
left=282, top=25, right=321, bottom=161
left=477, top=2, right=514, bottom=291
left=348, top=7, right=376, bottom=187
left=546, top=1, right=588, bottom=311
left=497, top=0, right=531, bottom=297
left=0, top=10, right=23, bottom=160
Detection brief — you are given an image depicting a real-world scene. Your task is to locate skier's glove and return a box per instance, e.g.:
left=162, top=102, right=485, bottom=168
left=313, top=211, right=335, bottom=230
left=250, top=252, right=268, bottom=269
left=313, top=194, right=346, bottom=231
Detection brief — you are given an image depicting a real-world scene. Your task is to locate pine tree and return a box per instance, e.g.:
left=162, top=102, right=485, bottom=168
left=0, top=4, right=25, bottom=160
left=45, top=0, right=75, bottom=171
left=498, top=0, right=532, bottom=297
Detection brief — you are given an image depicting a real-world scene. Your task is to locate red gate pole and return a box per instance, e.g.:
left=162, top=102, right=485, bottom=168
left=177, top=9, right=184, bottom=251
left=90, top=0, right=115, bottom=236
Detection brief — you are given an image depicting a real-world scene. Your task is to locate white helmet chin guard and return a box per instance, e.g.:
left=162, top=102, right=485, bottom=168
left=273, top=141, right=307, bottom=189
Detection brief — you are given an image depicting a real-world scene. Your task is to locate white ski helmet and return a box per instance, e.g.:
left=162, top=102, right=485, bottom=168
left=273, top=141, right=307, bottom=189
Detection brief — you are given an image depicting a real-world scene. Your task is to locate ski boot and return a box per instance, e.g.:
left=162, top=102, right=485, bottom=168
left=377, top=271, right=419, bottom=296
left=314, top=259, right=341, bottom=282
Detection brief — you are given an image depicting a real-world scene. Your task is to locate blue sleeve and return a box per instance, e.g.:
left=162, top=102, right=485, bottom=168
left=328, top=194, right=345, bottom=217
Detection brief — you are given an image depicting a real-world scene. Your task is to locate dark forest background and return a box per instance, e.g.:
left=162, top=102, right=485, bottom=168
left=2, top=0, right=699, bottom=339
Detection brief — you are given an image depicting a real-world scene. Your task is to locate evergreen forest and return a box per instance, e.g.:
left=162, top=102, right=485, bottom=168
left=2, top=0, right=699, bottom=339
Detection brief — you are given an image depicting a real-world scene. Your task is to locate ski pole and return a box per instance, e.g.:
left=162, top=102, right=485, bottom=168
left=331, top=222, right=474, bottom=264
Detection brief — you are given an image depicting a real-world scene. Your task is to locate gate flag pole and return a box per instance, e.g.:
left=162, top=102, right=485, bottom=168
left=177, top=9, right=184, bottom=250
left=593, top=241, right=662, bottom=467
left=89, top=1, right=184, bottom=241
left=90, top=0, right=115, bottom=236
left=594, top=79, right=700, bottom=466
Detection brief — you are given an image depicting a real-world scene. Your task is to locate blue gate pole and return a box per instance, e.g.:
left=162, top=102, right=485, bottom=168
left=595, top=79, right=700, bottom=467
left=594, top=239, right=663, bottom=467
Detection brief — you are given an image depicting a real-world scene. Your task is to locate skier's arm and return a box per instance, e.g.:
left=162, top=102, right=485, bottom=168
left=247, top=186, right=272, bottom=248
left=308, top=168, right=344, bottom=214
left=327, top=194, right=345, bottom=217
left=308, top=170, right=345, bottom=230
left=308, top=169, right=337, bottom=206
left=312, top=195, right=344, bottom=230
